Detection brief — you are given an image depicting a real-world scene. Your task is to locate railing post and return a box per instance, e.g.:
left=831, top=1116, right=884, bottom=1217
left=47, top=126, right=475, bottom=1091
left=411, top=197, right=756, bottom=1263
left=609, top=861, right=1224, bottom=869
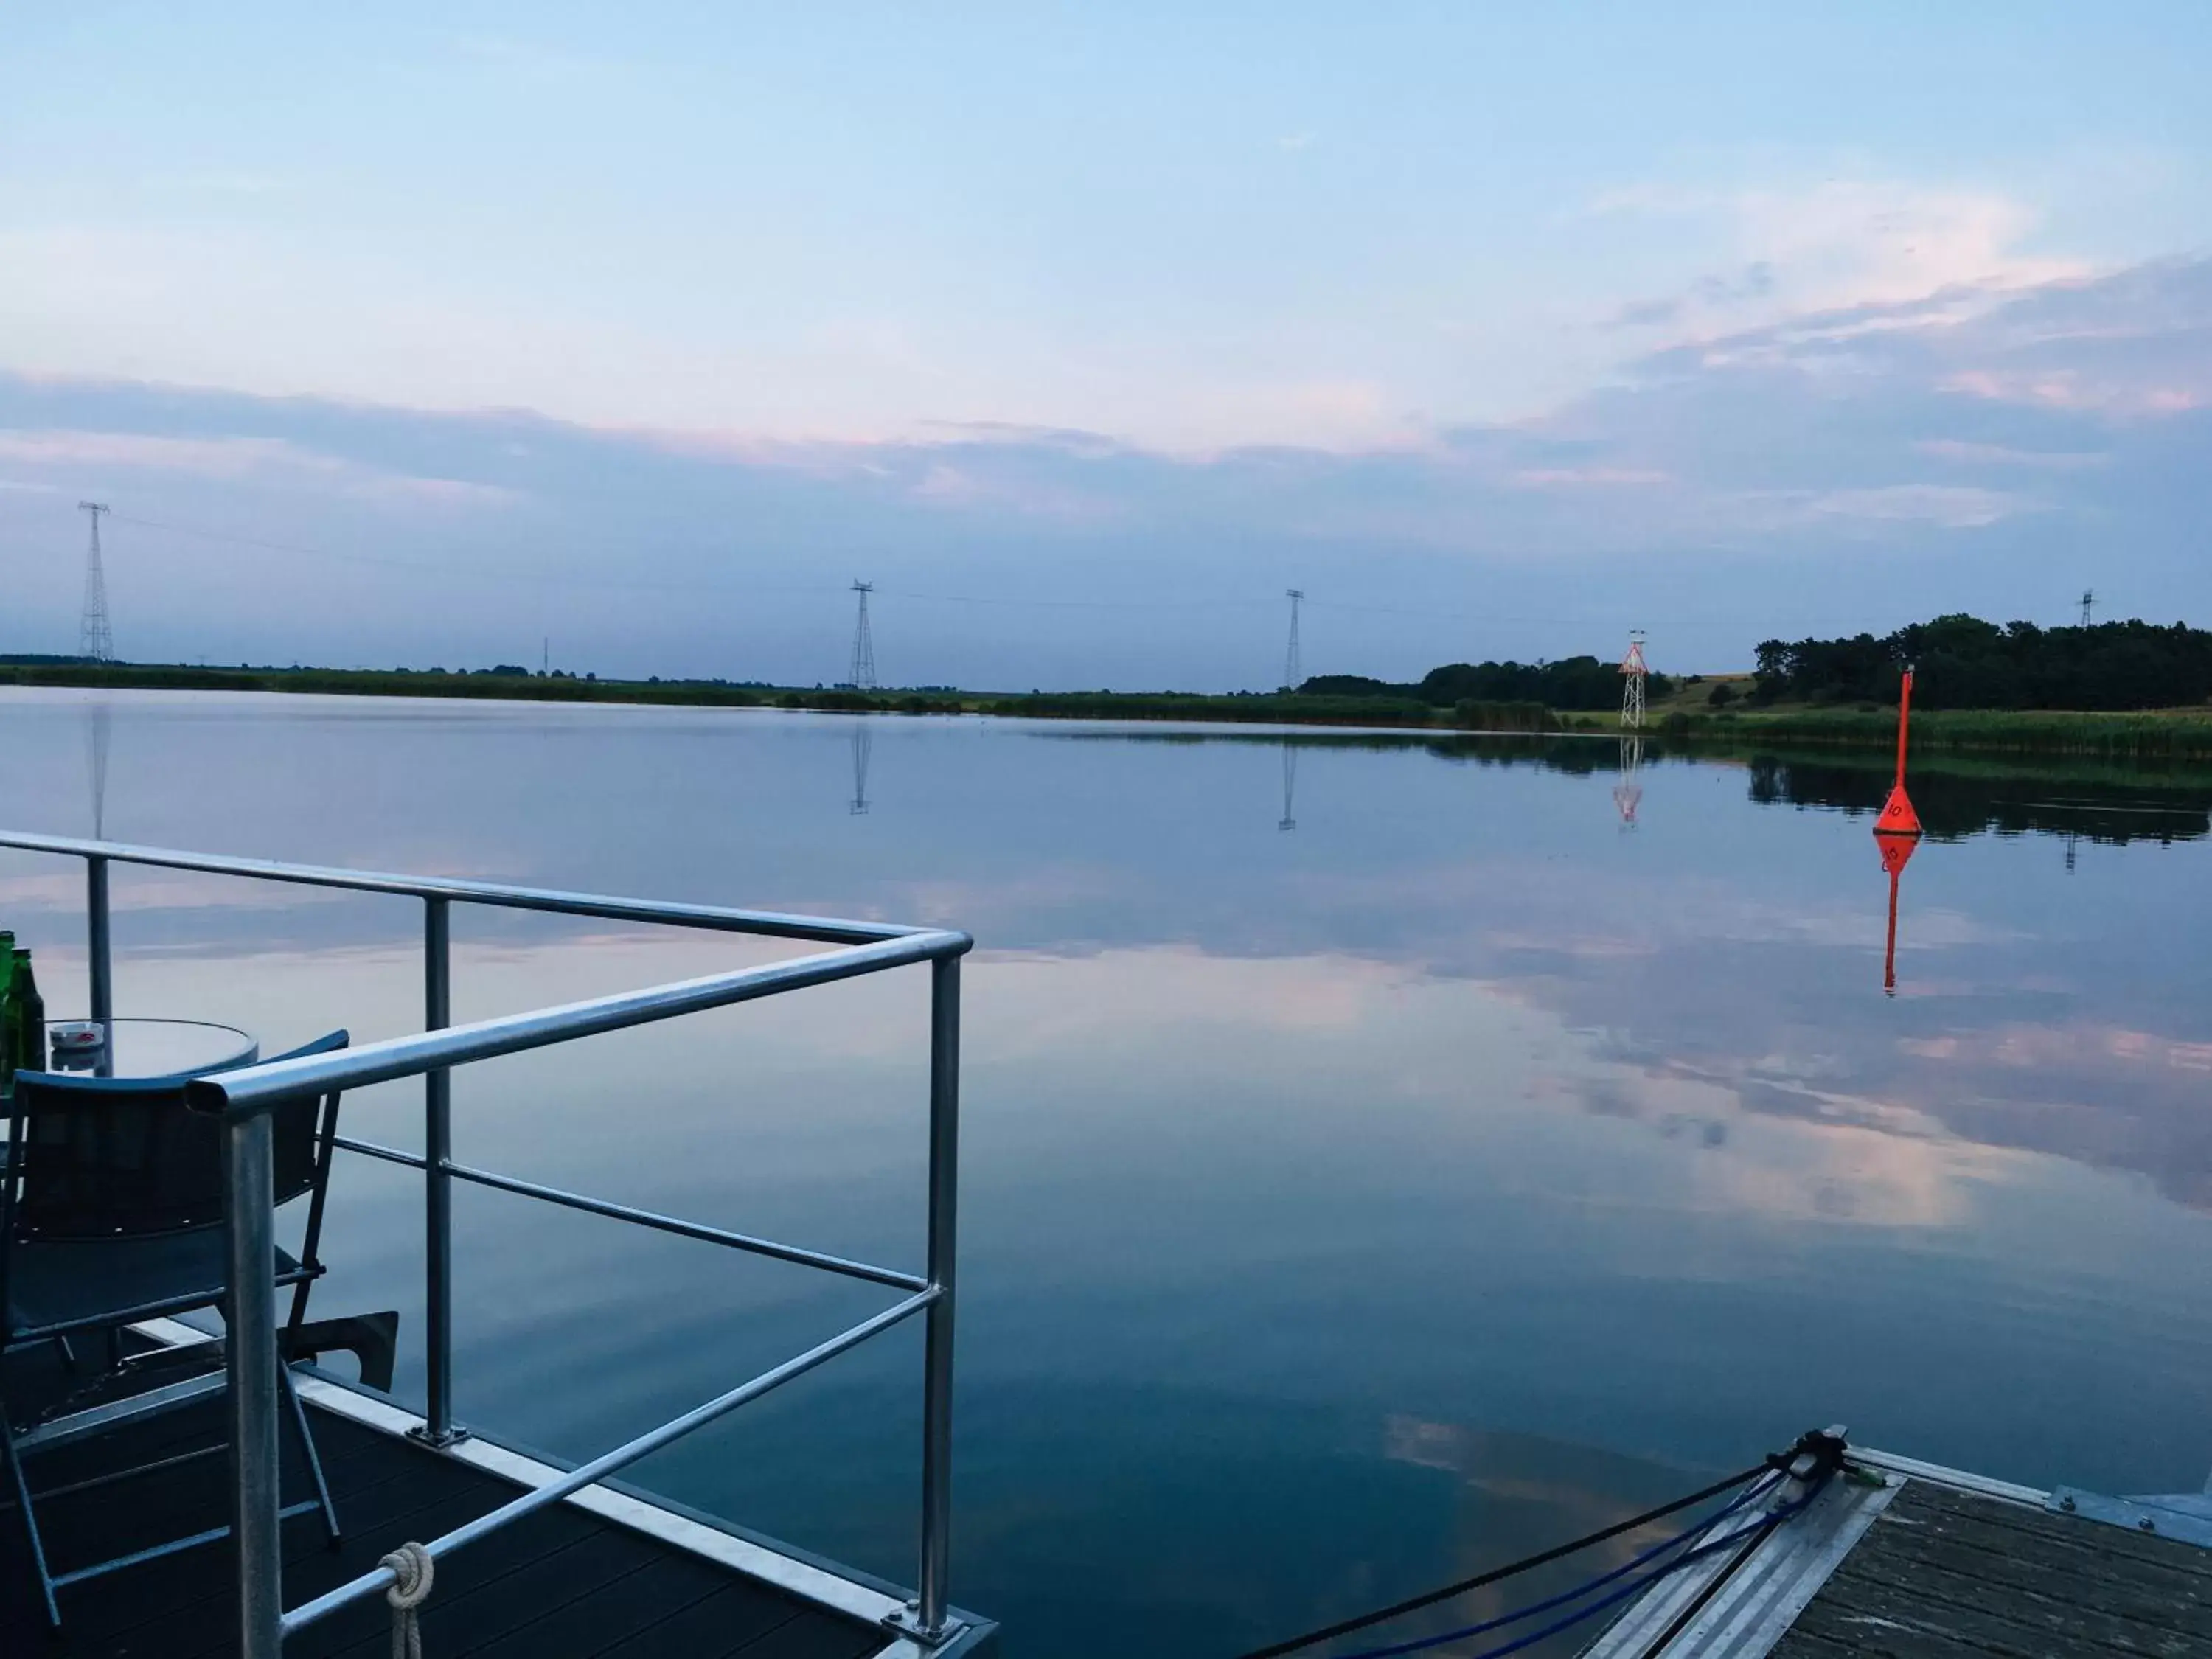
left=420, top=896, right=462, bottom=1444
left=86, top=855, right=112, bottom=1022
left=223, top=1107, right=283, bottom=1659
left=916, top=953, right=961, bottom=1639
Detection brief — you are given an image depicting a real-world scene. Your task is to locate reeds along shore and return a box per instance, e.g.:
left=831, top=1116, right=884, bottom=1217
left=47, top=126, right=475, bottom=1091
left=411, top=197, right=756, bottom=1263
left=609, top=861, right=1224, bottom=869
left=1606, top=705, right=2212, bottom=760
left=0, top=662, right=1556, bottom=732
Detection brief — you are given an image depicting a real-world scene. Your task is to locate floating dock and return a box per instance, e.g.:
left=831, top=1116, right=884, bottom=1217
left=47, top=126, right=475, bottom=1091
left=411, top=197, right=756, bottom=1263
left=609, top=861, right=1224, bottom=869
left=1587, top=1444, right=2212, bottom=1658
left=2, top=1320, right=990, bottom=1657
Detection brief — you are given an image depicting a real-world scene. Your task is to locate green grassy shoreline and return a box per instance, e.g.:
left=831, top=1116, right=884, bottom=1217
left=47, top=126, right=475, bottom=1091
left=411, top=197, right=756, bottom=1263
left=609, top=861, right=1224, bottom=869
left=10, top=660, right=2212, bottom=759
left=1580, top=704, right=2212, bottom=761
left=0, top=661, right=1547, bottom=734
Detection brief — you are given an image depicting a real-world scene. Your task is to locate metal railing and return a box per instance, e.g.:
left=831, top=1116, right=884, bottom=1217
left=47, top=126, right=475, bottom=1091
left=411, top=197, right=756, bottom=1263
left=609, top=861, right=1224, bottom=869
left=0, top=831, right=973, bottom=1656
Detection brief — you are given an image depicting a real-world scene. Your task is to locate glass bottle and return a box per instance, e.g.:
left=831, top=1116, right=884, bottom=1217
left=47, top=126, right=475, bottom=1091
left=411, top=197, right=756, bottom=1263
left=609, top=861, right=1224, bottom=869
left=13, top=949, right=43, bottom=1080
left=0, top=930, right=15, bottom=1093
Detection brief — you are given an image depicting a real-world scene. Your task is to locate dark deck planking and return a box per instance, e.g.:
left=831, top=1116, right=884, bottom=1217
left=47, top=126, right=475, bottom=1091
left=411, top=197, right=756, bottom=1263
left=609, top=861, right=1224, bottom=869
left=2, top=1350, right=889, bottom=1659
left=1770, top=1479, right=2212, bottom=1658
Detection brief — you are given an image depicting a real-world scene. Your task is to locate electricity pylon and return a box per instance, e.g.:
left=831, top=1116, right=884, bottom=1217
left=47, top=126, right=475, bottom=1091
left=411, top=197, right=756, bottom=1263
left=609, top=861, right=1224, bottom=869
left=1619, top=630, right=1647, bottom=728
left=848, top=581, right=877, bottom=689
left=78, top=501, right=114, bottom=663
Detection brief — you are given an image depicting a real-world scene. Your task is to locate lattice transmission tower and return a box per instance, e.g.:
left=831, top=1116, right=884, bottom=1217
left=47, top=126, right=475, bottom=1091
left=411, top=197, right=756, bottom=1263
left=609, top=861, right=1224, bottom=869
left=2079, top=589, right=2096, bottom=627
left=1619, top=630, right=1648, bottom=728
left=78, top=501, right=114, bottom=664
left=1282, top=589, right=1304, bottom=691
left=847, top=580, right=877, bottom=690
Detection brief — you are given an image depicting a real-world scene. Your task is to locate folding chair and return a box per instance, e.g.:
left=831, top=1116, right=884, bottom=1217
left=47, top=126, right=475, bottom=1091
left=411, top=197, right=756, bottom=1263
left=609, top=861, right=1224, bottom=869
left=1, top=1030, right=350, bottom=1626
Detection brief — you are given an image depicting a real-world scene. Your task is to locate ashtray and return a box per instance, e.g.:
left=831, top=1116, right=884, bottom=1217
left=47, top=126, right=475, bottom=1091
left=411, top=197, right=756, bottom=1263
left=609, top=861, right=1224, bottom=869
left=49, top=1021, right=106, bottom=1054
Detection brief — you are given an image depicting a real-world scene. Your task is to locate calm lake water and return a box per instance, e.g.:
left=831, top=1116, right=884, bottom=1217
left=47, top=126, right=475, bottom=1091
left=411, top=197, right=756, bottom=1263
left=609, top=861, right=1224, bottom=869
left=4, top=686, right=2211, bottom=1655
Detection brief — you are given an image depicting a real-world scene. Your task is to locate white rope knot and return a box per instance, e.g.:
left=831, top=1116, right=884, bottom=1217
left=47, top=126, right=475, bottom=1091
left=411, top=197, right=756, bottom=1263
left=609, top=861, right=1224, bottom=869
left=380, top=1541, right=434, bottom=1659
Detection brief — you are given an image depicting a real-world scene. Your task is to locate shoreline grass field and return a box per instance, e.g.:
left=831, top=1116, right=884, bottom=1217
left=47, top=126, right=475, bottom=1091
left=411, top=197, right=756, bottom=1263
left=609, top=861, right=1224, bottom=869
left=1573, top=703, right=2212, bottom=762
left=0, top=659, right=1552, bottom=734
left=10, top=658, right=2212, bottom=760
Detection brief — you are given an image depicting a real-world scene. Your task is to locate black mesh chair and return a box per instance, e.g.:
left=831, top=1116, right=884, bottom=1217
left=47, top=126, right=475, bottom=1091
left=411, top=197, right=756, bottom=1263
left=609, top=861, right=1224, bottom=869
left=0, top=1029, right=350, bottom=1627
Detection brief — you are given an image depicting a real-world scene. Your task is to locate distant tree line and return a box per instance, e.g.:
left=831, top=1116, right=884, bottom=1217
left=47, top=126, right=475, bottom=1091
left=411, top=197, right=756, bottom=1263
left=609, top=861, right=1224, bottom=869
left=1301, top=655, right=1669, bottom=711
left=1753, top=615, right=2212, bottom=711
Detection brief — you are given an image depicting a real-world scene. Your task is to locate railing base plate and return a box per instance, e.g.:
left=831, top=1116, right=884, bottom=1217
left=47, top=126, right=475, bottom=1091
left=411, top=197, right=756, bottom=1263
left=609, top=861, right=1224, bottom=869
left=882, top=1604, right=969, bottom=1648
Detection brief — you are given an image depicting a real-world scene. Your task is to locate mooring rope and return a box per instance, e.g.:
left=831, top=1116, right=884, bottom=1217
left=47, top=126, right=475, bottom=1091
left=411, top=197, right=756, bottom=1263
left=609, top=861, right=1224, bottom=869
left=380, top=1541, right=434, bottom=1659
left=1235, top=1429, right=1846, bottom=1659
left=1328, top=1474, right=1834, bottom=1659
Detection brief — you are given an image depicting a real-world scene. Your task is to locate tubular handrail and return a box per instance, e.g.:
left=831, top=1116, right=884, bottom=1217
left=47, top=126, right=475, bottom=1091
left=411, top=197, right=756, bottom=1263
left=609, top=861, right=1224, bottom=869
left=184, top=929, right=966, bottom=1115
left=0, top=829, right=973, bottom=1655
left=281, top=1285, right=943, bottom=1636
left=0, top=830, right=933, bottom=945
left=330, top=1135, right=931, bottom=1292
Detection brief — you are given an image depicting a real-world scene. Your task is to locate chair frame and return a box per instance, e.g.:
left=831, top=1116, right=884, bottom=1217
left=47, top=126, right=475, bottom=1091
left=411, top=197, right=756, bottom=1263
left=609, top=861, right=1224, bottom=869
left=0, top=1032, right=349, bottom=1627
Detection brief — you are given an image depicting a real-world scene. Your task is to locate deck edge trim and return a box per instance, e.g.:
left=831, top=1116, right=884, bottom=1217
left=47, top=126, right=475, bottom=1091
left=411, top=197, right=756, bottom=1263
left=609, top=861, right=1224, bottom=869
left=287, top=1373, right=908, bottom=1626
left=1582, top=1471, right=1901, bottom=1659
left=125, top=1318, right=908, bottom=1630
left=1848, top=1447, right=2048, bottom=1507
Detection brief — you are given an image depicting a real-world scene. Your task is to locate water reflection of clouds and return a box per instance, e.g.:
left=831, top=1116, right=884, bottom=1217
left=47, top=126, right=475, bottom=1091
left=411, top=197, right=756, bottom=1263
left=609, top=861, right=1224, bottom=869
left=945, top=937, right=2037, bottom=1242
left=1529, top=1051, right=2016, bottom=1232
left=8, top=686, right=2208, bottom=1222
left=1256, top=828, right=2212, bottom=1217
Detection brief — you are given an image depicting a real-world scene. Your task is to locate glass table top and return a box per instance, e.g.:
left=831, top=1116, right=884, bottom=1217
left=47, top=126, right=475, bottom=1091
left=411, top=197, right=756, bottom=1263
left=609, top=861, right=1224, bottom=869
left=41, top=1018, right=259, bottom=1080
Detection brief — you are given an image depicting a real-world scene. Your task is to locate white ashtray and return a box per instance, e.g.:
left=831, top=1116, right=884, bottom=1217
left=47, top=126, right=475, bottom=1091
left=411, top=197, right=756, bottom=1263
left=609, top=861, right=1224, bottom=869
left=49, top=1021, right=106, bottom=1052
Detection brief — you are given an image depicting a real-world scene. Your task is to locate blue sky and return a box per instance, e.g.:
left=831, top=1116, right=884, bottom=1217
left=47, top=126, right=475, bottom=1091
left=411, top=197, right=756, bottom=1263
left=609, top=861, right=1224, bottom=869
left=4, top=4, right=2211, bottom=686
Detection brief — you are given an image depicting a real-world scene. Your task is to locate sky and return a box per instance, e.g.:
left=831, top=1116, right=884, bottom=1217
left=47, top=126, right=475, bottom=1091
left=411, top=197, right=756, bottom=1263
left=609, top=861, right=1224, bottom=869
left=4, top=4, right=2211, bottom=689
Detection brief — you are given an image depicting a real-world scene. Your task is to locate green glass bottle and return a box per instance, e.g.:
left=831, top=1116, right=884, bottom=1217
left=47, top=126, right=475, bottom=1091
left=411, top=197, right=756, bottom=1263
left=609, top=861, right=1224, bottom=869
left=13, top=949, right=43, bottom=1081
left=0, top=929, right=14, bottom=1093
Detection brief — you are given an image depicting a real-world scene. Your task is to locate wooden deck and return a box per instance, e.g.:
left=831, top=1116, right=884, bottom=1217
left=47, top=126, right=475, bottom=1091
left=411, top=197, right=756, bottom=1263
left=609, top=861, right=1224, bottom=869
left=1585, top=1452, right=2212, bottom=1658
left=1770, top=1478, right=2212, bottom=1658
left=2, top=1340, right=973, bottom=1658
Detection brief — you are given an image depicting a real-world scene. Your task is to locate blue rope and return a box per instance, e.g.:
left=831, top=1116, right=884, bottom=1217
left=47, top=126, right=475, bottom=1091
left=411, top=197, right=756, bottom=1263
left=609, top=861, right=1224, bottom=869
left=1318, top=1474, right=1773, bottom=1659
left=1332, top=1475, right=1823, bottom=1659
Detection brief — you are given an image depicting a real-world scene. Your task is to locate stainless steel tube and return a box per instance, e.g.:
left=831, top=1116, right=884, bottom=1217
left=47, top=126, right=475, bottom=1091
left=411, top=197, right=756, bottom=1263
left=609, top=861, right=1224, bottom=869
left=327, top=1135, right=930, bottom=1292
left=917, top=953, right=961, bottom=1637
left=187, top=930, right=964, bottom=1114
left=86, top=855, right=112, bottom=1022
left=423, top=897, right=456, bottom=1443
left=223, top=1110, right=282, bottom=1659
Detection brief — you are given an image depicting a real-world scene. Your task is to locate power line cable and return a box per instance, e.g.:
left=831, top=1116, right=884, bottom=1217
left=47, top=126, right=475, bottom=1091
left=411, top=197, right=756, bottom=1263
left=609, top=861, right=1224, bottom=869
left=98, top=510, right=1624, bottom=626
left=102, top=511, right=827, bottom=597
left=100, top=512, right=1256, bottom=609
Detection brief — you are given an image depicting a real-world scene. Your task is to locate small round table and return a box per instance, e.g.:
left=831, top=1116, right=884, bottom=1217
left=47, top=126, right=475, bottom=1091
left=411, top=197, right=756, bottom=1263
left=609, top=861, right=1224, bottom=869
left=44, top=1018, right=258, bottom=1080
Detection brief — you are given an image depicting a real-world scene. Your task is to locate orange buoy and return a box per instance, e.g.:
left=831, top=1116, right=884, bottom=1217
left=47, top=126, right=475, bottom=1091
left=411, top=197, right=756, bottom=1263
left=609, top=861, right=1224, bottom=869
left=1881, top=836, right=1915, bottom=995
left=1874, top=667, right=1921, bottom=838
left=1878, top=832, right=1917, bottom=877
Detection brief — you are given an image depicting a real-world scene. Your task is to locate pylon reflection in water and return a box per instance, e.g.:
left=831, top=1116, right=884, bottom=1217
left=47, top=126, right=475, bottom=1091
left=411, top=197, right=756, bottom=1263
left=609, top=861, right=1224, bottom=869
left=1612, top=736, right=1644, bottom=828
left=849, top=722, right=872, bottom=815
left=86, top=697, right=111, bottom=839
left=1278, top=740, right=1298, bottom=832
